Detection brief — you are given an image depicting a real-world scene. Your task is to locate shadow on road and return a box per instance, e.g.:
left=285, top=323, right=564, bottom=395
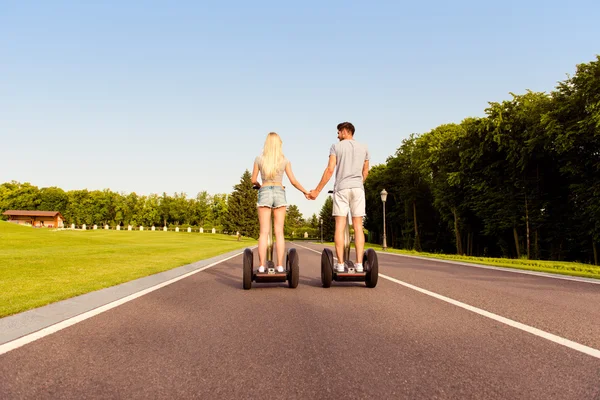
left=204, top=265, right=325, bottom=290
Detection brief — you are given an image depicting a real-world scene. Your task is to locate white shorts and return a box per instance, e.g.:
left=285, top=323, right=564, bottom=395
left=332, top=188, right=366, bottom=217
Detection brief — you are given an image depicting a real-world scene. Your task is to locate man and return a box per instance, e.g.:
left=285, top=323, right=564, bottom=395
left=309, top=122, right=370, bottom=272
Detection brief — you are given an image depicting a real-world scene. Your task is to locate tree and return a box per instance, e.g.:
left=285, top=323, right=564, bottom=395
left=159, top=192, right=171, bottom=227
left=225, top=170, right=259, bottom=238
left=308, top=214, right=319, bottom=229
left=364, top=164, right=388, bottom=245
left=0, top=182, right=40, bottom=211
left=169, top=192, right=188, bottom=225
left=123, top=192, right=141, bottom=226
left=544, top=55, right=600, bottom=263
left=318, top=196, right=335, bottom=242
left=418, top=119, right=493, bottom=256
left=194, top=191, right=211, bottom=227
left=384, top=136, right=431, bottom=251
left=210, top=194, right=228, bottom=229
left=141, top=194, right=161, bottom=226
left=39, top=187, right=68, bottom=213
left=113, top=192, right=127, bottom=226
left=88, top=189, right=114, bottom=225
left=285, top=204, right=303, bottom=236
left=463, top=91, right=554, bottom=259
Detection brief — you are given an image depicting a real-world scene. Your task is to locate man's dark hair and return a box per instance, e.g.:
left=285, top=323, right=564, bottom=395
left=337, top=122, right=355, bottom=136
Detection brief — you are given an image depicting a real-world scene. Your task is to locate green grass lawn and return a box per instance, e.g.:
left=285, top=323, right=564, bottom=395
left=0, top=222, right=254, bottom=318
left=319, top=241, right=600, bottom=280
left=362, top=243, right=600, bottom=279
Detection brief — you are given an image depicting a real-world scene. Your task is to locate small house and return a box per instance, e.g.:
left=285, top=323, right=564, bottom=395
left=2, top=210, right=65, bottom=228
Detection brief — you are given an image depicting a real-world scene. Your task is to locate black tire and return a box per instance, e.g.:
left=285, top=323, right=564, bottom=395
left=321, top=248, right=333, bottom=288
left=287, top=248, right=299, bottom=288
left=243, top=248, right=253, bottom=290
left=365, top=248, right=378, bottom=288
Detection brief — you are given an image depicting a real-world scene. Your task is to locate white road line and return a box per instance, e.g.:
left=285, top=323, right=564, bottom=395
left=379, top=274, right=600, bottom=359
left=0, top=251, right=246, bottom=356
left=293, top=242, right=600, bottom=360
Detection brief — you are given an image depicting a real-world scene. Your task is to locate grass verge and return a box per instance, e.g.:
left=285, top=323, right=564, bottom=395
left=0, top=222, right=254, bottom=317
left=317, top=241, right=600, bottom=280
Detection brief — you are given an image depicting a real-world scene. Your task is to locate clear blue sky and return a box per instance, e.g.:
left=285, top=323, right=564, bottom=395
left=1, top=0, right=599, bottom=219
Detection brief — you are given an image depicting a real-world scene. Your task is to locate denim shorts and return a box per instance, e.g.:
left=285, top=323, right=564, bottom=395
left=257, top=186, right=288, bottom=208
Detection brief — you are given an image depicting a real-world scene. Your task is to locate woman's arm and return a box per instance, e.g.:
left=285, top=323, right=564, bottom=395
left=285, top=162, right=308, bottom=195
left=251, top=161, right=261, bottom=188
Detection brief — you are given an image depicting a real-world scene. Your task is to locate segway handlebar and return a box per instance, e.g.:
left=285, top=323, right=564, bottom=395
left=253, top=185, right=285, bottom=190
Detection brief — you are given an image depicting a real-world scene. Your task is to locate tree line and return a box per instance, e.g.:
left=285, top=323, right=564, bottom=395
left=0, top=180, right=228, bottom=229
left=364, top=55, right=600, bottom=265
left=0, top=171, right=323, bottom=238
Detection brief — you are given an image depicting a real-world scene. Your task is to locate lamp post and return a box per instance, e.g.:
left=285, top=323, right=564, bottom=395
left=320, top=218, right=323, bottom=244
left=380, top=189, right=388, bottom=251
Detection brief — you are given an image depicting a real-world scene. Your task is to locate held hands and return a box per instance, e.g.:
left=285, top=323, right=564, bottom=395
left=307, top=189, right=319, bottom=200
left=301, top=189, right=319, bottom=200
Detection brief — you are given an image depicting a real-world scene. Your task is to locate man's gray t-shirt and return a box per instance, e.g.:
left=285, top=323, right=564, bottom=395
left=329, top=140, right=370, bottom=191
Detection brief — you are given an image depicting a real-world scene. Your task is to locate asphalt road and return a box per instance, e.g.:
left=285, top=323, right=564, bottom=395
left=1, top=243, right=599, bottom=399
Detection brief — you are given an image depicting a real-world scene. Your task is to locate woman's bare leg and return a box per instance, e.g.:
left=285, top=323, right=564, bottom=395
left=257, top=207, right=272, bottom=267
left=273, top=206, right=287, bottom=267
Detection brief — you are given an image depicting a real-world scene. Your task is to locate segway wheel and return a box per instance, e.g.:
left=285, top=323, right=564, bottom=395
left=243, top=248, right=253, bottom=290
left=321, top=248, right=333, bottom=288
left=364, top=248, right=378, bottom=288
left=287, top=248, right=299, bottom=288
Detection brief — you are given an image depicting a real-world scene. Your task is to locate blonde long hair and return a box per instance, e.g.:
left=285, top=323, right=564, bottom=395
left=260, top=132, right=284, bottom=180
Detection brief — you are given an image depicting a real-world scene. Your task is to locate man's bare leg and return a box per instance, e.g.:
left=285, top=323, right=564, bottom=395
left=334, top=216, right=347, bottom=265
left=353, top=216, right=365, bottom=264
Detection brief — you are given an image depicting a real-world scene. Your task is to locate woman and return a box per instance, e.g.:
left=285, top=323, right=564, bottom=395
left=251, top=132, right=309, bottom=273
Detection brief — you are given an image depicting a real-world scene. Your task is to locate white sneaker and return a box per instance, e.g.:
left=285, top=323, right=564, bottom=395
left=276, top=265, right=284, bottom=273
left=258, top=266, right=265, bottom=273
left=355, top=263, right=364, bottom=273
left=336, top=263, right=345, bottom=273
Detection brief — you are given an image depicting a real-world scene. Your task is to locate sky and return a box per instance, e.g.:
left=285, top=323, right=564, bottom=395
left=1, top=0, right=599, bottom=219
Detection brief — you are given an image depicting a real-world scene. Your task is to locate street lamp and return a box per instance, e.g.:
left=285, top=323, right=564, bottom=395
left=380, top=189, right=388, bottom=251
left=320, top=218, right=323, bottom=244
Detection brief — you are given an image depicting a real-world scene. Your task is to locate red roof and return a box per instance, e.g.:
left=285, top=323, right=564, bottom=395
left=3, top=210, right=63, bottom=218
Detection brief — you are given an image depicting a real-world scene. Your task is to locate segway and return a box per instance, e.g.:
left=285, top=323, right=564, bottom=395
left=321, top=191, right=378, bottom=288
left=243, top=189, right=299, bottom=290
